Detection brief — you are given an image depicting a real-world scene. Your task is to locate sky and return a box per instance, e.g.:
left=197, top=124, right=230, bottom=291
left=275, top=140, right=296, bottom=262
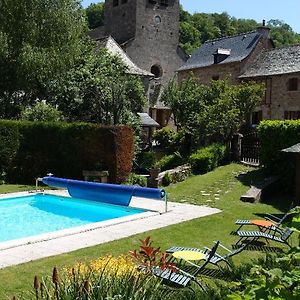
left=81, top=0, right=300, bottom=33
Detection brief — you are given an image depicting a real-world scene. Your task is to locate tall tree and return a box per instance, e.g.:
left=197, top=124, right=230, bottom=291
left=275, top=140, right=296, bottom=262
left=0, top=0, right=89, bottom=118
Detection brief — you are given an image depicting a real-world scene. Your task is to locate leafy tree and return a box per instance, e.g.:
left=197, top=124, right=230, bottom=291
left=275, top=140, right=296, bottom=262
left=48, top=49, right=146, bottom=125
left=85, top=2, right=105, bottom=29
left=0, top=0, right=89, bottom=118
left=161, top=77, right=264, bottom=151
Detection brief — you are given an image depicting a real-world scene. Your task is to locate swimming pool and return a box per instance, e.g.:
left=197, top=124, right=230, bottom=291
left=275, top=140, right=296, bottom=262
left=0, top=193, right=145, bottom=243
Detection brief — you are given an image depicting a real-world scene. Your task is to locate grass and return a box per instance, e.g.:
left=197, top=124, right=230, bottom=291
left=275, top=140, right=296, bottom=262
left=0, top=184, right=35, bottom=194
left=0, top=163, right=294, bottom=298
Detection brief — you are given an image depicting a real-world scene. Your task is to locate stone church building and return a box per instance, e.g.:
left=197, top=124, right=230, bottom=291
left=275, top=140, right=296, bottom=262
left=178, top=24, right=300, bottom=124
left=90, top=0, right=187, bottom=127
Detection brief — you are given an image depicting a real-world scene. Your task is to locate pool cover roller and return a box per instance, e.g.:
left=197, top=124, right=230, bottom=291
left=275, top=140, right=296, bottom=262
left=42, top=176, right=166, bottom=207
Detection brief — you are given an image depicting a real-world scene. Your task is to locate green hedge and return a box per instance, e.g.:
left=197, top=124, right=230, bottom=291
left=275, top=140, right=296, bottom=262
left=189, top=143, right=228, bottom=175
left=156, top=153, right=183, bottom=171
left=258, top=120, right=300, bottom=170
left=0, top=120, right=133, bottom=184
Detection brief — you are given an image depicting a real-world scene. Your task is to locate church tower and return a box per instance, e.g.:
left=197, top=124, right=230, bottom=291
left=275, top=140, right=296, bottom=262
left=104, top=0, right=187, bottom=126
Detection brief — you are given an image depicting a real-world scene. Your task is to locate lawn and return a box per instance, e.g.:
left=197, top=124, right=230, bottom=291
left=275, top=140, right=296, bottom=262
left=0, top=163, right=294, bottom=298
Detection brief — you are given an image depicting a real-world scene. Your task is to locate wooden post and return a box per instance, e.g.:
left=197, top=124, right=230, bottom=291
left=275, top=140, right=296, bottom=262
left=296, top=154, right=300, bottom=204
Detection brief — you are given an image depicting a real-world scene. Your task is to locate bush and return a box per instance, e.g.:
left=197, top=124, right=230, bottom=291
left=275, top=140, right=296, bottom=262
left=20, top=101, right=64, bottom=122
left=0, top=120, right=134, bottom=184
left=135, top=151, right=156, bottom=171
left=258, top=120, right=300, bottom=170
left=125, top=173, right=147, bottom=187
left=153, top=128, right=177, bottom=151
left=162, top=172, right=172, bottom=186
left=189, top=143, right=228, bottom=174
left=156, top=152, right=183, bottom=171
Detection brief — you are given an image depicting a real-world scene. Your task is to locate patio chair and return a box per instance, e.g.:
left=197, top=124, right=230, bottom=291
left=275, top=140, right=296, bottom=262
left=235, top=202, right=294, bottom=232
left=236, top=227, right=293, bottom=248
left=153, top=241, right=220, bottom=290
left=166, top=241, right=246, bottom=268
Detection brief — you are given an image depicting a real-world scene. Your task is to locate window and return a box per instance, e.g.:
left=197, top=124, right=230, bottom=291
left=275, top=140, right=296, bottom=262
left=113, top=0, right=119, bottom=7
left=121, top=0, right=128, bottom=4
left=148, top=0, right=157, bottom=4
left=252, top=111, right=263, bottom=125
left=284, top=111, right=300, bottom=120
left=160, top=0, right=169, bottom=6
left=154, top=15, right=161, bottom=24
left=212, top=75, right=220, bottom=81
left=288, top=78, right=298, bottom=91
left=151, top=65, right=163, bottom=78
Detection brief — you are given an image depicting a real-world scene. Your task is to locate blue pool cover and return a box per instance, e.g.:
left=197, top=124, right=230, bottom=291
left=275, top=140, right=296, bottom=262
left=42, top=177, right=165, bottom=206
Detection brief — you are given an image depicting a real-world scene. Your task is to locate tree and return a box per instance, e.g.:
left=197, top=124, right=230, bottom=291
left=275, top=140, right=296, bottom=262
left=161, top=77, right=264, bottom=151
left=85, top=2, right=105, bottom=29
left=47, top=49, right=146, bottom=125
left=0, top=0, right=89, bottom=118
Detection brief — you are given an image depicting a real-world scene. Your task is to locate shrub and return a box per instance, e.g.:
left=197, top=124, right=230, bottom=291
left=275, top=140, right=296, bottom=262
left=156, top=152, right=183, bottom=171
left=189, top=143, right=228, bottom=174
left=20, top=101, right=64, bottom=122
left=153, top=128, right=177, bottom=151
left=125, top=173, right=148, bottom=187
left=258, top=120, right=300, bottom=170
left=162, top=172, right=172, bottom=186
left=135, top=151, right=156, bottom=171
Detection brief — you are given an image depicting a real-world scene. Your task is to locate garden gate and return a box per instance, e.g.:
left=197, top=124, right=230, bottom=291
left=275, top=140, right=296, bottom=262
left=241, top=131, right=260, bottom=166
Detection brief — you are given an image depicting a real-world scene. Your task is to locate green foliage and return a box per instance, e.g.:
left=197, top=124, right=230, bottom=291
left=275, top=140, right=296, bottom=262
left=85, top=2, right=104, bottom=29
left=258, top=120, right=300, bottom=170
left=227, top=249, right=300, bottom=300
left=20, top=101, right=63, bottom=122
left=125, top=173, right=147, bottom=187
left=162, top=78, right=264, bottom=151
left=0, top=121, right=19, bottom=173
left=136, top=151, right=156, bottom=171
left=49, top=50, right=146, bottom=125
left=0, top=0, right=89, bottom=118
left=189, top=143, right=228, bottom=175
left=0, top=120, right=133, bottom=184
left=156, top=152, right=183, bottom=171
left=162, top=172, right=172, bottom=187
left=153, top=128, right=177, bottom=152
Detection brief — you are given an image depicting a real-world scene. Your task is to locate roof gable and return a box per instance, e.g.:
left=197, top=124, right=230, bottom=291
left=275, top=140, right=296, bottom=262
left=95, top=36, right=154, bottom=77
left=178, top=31, right=262, bottom=71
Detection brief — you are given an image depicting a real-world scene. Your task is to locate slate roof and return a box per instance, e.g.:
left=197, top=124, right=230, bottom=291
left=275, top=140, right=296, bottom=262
left=178, top=31, right=262, bottom=71
left=239, top=44, right=300, bottom=78
left=95, top=36, right=154, bottom=77
left=281, top=143, right=300, bottom=153
left=137, top=113, right=160, bottom=127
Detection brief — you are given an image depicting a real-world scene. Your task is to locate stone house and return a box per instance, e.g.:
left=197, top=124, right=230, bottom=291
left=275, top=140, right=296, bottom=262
left=177, top=24, right=300, bottom=124
left=90, top=0, right=188, bottom=127
left=239, top=44, right=300, bottom=122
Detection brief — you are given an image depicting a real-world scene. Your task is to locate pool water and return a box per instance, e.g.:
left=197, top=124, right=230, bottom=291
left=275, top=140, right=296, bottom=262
left=0, top=194, right=144, bottom=242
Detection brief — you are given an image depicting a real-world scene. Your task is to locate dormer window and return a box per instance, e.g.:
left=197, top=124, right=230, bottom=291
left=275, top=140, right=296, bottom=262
left=214, top=48, right=231, bottom=64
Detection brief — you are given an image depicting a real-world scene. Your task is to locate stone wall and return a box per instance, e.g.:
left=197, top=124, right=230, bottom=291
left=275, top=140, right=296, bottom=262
left=262, top=72, right=300, bottom=119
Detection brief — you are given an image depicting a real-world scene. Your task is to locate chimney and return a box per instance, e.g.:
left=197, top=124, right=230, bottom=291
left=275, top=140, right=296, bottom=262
left=257, top=19, right=270, bottom=38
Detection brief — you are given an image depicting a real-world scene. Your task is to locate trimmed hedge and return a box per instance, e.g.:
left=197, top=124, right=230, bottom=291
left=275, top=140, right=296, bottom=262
left=258, top=120, right=300, bottom=170
left=189, top=143, right=229, bottom=175
left=0, top=120, right=134, bottom=184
